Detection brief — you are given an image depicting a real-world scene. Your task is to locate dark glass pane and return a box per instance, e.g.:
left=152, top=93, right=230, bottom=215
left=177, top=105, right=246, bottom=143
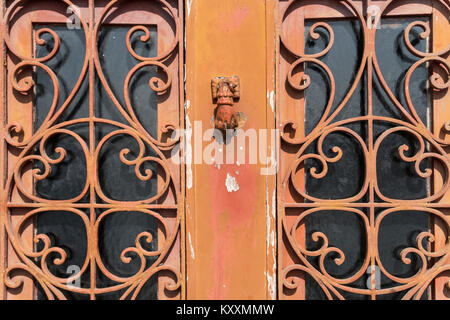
left=34, top=24, right=158, bottom=300
left=304, top=20, right=365, bottom=131
left=375, top=126, right=429, bottom=200
left=376, top=209, right=430, bottom=300
left=305, top=209, right=367, bottom=300
left=304, top=18, right=430, bottom=300
left=96, top=211, right=158, bottom=300
left=374, top=17, right=429, bottom=200
left=373, top=17, right=429, bottom=123
left=304, top=20, right=366, bottom=200
left=95, top=25, right=158, bottom=129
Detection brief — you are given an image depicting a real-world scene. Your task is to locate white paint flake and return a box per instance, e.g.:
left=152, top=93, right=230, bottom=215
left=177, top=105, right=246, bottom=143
left=186, top=115, right=193, bottom=189
left=188, top=232, right=195, bottom=260
left=269, top=90, right=275, bottom=112
left=187, top=0, right=193, bottom=18
left=225, top=173, right=240, bottom=192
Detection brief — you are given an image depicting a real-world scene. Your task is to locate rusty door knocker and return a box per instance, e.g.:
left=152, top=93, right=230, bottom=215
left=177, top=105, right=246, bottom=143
left=211, top=76, right=245, bottom=131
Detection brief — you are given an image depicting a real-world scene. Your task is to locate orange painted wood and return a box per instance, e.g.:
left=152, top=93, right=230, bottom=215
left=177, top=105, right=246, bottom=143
left=265, top=0, right=277, bottom=300
left=0, top=0, right=5, bottom=300
left=6, top=9, right=34, bottom=300
left=278, top=0, right=307, bottom=300
left=185, top=0, right=275, bottom=299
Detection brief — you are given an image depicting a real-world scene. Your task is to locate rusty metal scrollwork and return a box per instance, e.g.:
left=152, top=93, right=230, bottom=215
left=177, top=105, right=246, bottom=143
left=280, top=0, right=450, bottom=299
left=1, top=0, right=183, bottom=300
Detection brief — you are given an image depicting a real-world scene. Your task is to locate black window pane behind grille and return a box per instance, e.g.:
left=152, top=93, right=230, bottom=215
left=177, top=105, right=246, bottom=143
left=304, top=18, right=430, bottom=300
left=34, top=24, right=159, bottom=300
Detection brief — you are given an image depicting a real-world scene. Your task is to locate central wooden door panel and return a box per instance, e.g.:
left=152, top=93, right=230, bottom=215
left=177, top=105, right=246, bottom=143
left=185, top=0, right=276, bottom=299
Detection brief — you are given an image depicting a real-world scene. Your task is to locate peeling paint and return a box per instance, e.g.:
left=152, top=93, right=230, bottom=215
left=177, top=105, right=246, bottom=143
left=186, top=115, right=193, bottom=189
left=187, top=0, right=192, bottom=18
left=272, top=190, right=276, bottom=220
left=267, top=274, right=276, bottom=300
left=266, top=183, right=277, bottom=299
left=268, top=90, right=274, bottom=112
left=270, top=190, right=277, bottom=299
left=188, top=232, right=195, bottom=260
left=225, top=173, right=240, bottom=192
left=185, top=99, right=191, bottom=110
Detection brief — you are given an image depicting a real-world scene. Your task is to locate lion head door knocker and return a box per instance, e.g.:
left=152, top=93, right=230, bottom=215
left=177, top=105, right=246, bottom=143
left=211, top=76, right=246, bottom=131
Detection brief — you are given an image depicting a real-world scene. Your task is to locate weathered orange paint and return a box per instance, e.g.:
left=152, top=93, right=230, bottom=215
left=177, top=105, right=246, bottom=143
left=6, top=8, right=34, bottom=300
left=277, top=0, right=306, bottom=300
left=185, top=0, right=275, bottom=299
left=209, top=162, right=258, bottom=299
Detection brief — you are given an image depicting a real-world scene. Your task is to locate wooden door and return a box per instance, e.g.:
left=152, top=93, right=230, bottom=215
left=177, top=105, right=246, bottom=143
left=0, top=0, right=184, bottom=300
left=0, top=0, right=449, bottom=301
left=277, top=0, right=450, bottom=300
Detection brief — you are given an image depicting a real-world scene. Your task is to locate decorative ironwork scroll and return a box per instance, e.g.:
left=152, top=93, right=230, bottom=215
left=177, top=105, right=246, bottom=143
left=279, top=0, right=450, bottom=299
left=0, top=0, right=183, bottom=300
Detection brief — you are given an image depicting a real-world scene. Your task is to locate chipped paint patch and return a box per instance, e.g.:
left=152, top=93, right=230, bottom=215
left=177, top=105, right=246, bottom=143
left=267, top=273, right=276, bottom=300
left=187, top=0, right=192, bottom=18
left=185, top=99, right=191, bottom=110
left=268, top=90, right=274, bottom=112
left=188, top=232, right=195, bottom=260
left=225, top=173, right=240, bottom=192
left=266, top=179, right=270, bottom=237
left=272, top=190, right=276, bottom=220
left=266, top=185, right=277, bottom=299
left=186, top=115, right=193, bottom=189
left=270, top=191, right=277, bottom=299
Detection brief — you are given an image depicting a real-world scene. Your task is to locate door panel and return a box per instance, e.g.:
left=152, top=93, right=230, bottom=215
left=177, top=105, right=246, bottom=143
left=185, top=0, right=276, bottom=300
left=278, top=0, right=450, bottom=300
left=0, top=0, right=184, bottom=300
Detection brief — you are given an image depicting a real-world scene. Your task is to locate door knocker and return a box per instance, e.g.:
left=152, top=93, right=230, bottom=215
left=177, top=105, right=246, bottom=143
left=211, top=76, right=246, bottom=131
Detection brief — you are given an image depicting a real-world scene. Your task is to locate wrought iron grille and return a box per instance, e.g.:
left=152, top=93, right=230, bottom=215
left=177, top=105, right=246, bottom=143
left=0, top=0, right=184, bottom=300
left=279, top=0, right=450, bottom=299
